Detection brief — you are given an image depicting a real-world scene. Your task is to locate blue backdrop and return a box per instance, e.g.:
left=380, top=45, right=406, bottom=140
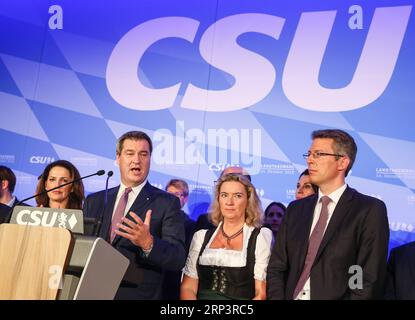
left=1, top=0, right=414, bottom=249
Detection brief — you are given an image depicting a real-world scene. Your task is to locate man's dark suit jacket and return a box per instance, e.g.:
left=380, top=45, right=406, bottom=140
left=83, top=182, right=186, bottom=300
left=194, top=213, right=215, bottom=231
left=267, top=186, right=389, bottom=300
left=162, top=210, right=196, bottom=300
left=0, top=199, right=29, bottom=224
left=0, top=203, right=12, bottom=224
left=385, top=241, right=415, bottom=300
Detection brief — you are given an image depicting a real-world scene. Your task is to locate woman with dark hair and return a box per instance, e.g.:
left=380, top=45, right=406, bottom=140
left=295, top=169, right=318, bottom=200
left=263, top=202, right=286, bottom=238
left=180, top=173, right=272, bottom=300
left=35, top=160, right=85, bottom=209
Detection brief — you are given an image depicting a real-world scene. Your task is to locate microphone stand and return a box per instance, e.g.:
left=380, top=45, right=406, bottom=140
left=94, top=170, right=113, bottom=237
left=6, top=170, right=106, bottom=224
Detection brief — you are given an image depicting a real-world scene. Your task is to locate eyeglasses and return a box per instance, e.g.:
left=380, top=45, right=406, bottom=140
left=303, top=151, right=344, bottom=160
left=171, top=192, right=187, bottom=198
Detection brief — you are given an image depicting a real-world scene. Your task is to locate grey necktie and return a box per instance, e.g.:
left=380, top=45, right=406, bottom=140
left=110, top=187, right=132, bottom=243
left=293, top=195, right=331, bottom=299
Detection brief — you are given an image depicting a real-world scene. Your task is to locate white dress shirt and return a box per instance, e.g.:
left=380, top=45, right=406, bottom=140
left=296, top=184, right=347, bottom=300
left=6, top=196, right=16, bottom=207
left=112, top=180, right=147, bottom=219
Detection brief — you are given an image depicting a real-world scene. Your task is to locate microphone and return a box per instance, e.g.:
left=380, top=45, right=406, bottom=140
left=96, top=170, right=105, bottom=176
left=105, top=171, right=114, bottom=203
left=94, top=170, right=113, bottom=237
left=6, top=170, right=106, bottom=223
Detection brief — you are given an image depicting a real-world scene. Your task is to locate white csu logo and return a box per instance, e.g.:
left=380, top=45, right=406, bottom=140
left=107, top=6, right=411, bottom=112
left=30, top=156, right=55, bottom=164
left=16, top=209, right=77, bottom=229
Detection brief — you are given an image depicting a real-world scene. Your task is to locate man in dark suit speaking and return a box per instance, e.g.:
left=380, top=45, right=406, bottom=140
left=267, top=129, right=389, bottom=300
left=83, top=131, right=186, bottom=299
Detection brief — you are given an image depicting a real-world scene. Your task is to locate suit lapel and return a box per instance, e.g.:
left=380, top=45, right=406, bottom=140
left=112, top=182, right=154, bottom=245
left=101, top=186, right=119, bottom=239
left=297, top=196, right=319, bottom=268
left=407, top=245, right=415, bottom=288
left=128, top=182, right=154, bottom=220
left=313, top=187, right=355, bottom=264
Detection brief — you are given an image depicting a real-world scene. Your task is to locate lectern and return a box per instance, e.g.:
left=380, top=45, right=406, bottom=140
left=0, top=224, right=72, bottom=299
left=1, top=206, right=130, bottom=300
left=58, top=234, right=130, bottom=300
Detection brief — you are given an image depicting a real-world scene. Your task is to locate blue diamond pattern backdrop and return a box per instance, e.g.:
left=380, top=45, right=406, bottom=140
left=0, top=0, right=414, bottom=249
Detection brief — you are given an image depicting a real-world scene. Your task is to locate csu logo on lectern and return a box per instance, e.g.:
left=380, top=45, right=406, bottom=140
left=15, top=209, right=78, bottom=230
left=10, top=207, right=84, bottom=233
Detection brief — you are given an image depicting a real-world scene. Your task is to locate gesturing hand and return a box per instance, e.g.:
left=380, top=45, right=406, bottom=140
left=114, top=209, right=153, bottom=250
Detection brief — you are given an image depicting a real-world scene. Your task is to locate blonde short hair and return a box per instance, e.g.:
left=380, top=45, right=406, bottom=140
left=209, top=173, right=263, bottom=227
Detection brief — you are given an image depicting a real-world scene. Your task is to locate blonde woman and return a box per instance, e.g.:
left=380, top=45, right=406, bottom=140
left=180, top=173, right=273, bottom=300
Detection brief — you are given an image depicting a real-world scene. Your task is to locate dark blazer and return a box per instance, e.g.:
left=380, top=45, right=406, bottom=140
left=0, top=203, right=12, bottom=224
left=162, top=210, right=196, bottom=300
left=182, top=211, right=196, bottom=253
left=194, top=213, right=215, bottom=232
left=267, top=186, right=389, bottom=300
left=0, top=198, right=29, bottom=224
left=83, top=182, right=186, bottom=300
left=385, top=241, right=415, bottom=300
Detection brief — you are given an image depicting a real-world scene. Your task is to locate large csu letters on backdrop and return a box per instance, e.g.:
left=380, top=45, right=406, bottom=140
left=106, top=6, right=411, bottom=112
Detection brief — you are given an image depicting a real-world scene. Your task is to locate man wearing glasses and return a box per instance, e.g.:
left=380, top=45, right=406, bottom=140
left=165, top=178, right=195, bottom=253
left=267, top=129, right=389, bottom=300
left=163, top=178, right=196, bottom=299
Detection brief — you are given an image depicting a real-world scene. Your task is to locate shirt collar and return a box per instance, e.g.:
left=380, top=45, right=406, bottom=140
left=318, top=184, right=347, bottom=206
left=120, top=180, right=147, bottom=195
left=6, top=196, right=16, bottom=207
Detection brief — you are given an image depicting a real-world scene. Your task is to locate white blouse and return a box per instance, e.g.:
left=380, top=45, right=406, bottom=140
left=183, top=222, right=273, bottom=281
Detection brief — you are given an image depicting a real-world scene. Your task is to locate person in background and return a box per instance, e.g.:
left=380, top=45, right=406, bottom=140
left=166, top=178, right=196, bottom=252
left=0, top=165, right=21, bottom=207
left=384, top=241, right=415, bottom=300
left=0, top=165, right=28, bottom=223
left=263, top=202, right=286, bottom=239
left=181, top=173, right=272, bottom=300
left=163, top=178, right=196, bottom=299
left=295, top=169, right=318, bottom=200
left=35, top=160, right=85, bottom=209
